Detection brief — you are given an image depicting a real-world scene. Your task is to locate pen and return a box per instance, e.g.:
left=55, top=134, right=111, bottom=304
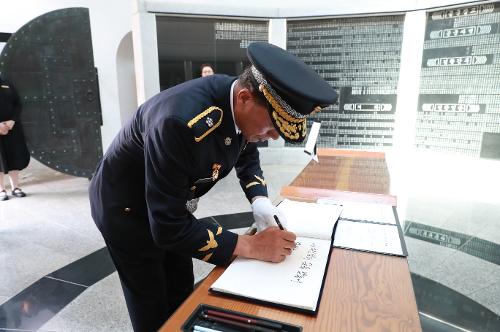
left=193, top=325, right=222, bottom=332
left=273, top=215, right=284, bottom=230
left=200, top=313, right=276, bottom=332
left=205, top=309, right=283, bottom=330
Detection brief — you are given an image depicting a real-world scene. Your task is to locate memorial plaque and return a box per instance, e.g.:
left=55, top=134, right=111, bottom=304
left=417, top=3, right=500, bottom=158
left=287, top=16, right=404, bottom=149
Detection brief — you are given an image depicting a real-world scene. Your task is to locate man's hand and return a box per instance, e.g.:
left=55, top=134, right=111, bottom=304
left=251, top=197, right=288, bottom=232
left=234, top=227, right=296, bottom=263
left=4, top=120, right=14, bottom=130
left=0, top=123, right=9, bottom=135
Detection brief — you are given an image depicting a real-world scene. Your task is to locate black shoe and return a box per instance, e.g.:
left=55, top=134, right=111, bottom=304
left=12, top=188, right=26, bottom=198
left=0, top=190, right=8, bottom=201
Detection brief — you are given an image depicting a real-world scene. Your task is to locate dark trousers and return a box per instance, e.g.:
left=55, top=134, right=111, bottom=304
left=105, top=241, right=194, bottom=332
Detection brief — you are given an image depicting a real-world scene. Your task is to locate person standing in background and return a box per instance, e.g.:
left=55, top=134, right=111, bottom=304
left=200, top=63, right=215, bottom=77
left=0, top=75, right=30, bottom=201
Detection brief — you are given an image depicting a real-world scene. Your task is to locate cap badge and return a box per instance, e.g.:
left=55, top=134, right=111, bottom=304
left=206, top=117, right=214, bottom=127
left=224, top=137, right=232, bottom=146
left=212, top=163, right=222, bottom=181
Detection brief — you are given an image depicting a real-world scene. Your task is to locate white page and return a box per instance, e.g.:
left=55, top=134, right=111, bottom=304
left=211, top=237, right=331, bottom=311
left=277, top=199, right=342, bottom=240
left=317, top=199, right=396, bottom=225
left=333, top=219, right=403, bottom=256
left=304, top=121, right=321, bottom=162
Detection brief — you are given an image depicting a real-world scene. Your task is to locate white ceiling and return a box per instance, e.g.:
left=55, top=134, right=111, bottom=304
left=143, top=0, right=491, bottom=18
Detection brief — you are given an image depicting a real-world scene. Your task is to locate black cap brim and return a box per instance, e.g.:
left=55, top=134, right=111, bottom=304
left=247, top=42, right=337, bottom=143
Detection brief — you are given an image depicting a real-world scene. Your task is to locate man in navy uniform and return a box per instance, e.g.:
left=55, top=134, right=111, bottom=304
left=89, top=42, right=337, bottom=331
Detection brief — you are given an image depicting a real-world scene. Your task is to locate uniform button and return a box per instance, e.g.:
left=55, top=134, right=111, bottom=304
left=124, top=207, right=131, bottom=212
left=190, top=186, right=196, bottom=191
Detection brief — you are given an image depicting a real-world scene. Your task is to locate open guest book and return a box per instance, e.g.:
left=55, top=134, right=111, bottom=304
left=210, top=199, right=343, bottom=314
left=317, top=199, right=408, bottom=257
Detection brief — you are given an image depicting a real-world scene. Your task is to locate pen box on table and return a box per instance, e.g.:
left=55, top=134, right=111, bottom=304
left=181, top=303, right=302, bottom=332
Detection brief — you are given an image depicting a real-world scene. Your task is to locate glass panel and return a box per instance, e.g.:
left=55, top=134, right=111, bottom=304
left=287, top=16, right=404, bottom=149
left=156, top=16, right=268, bottom=90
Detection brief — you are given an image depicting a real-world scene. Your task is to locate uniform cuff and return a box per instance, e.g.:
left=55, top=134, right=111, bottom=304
left=204, top=230, right=238, bottom=266
left=243, top=183, right=268, bottom=202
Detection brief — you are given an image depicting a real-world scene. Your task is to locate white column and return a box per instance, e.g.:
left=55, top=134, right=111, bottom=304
left=268, top=18, right=287, bottom=49
left=131, top=4, right=160, bottom=105
left=267, top=18, right=287, bottom=148
left=389, top=10, right=427, bottom=221
left=393, top=10, right=426, bottom=154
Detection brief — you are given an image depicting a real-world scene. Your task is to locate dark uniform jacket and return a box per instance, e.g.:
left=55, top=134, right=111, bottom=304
left=89, top=75, right=267, bottom=265
left=0, top=77, right=30, bottom=173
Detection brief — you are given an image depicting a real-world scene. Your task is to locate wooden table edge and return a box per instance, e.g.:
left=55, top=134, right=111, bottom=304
left=280, top=185, right=397, bottom=206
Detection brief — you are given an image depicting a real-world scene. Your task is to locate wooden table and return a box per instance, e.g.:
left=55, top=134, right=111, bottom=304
left=281, top=149, right=396, bottom=205
left=161, top=149, right=421, bottom=331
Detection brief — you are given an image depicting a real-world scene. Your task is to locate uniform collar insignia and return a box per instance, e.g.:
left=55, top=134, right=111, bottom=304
left=206, top=117, right=214, bottom=127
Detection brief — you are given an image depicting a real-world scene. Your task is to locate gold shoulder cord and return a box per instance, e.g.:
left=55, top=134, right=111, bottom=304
left=260, top=85, right=302, bottom=124
left=260, top=85, right=306, bottom=140
left=187, top=106, right=223, bottom=142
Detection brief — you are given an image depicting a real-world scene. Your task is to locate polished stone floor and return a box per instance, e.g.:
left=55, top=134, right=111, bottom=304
left=1, top=149, right=499, bottom=331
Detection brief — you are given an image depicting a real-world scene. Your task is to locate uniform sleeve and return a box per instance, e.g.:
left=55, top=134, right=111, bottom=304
left=144, top=117, right=238, bottom=265
left=6, top=81, right=22, bottom=121
left=11, top=85, right=22, bottom=122
left=234, top=142, right=268, bottom=202
left=0, top=80, right=22, bottom=121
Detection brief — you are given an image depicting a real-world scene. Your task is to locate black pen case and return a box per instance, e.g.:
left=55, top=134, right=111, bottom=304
left=182, top=303, right=302, bottom=332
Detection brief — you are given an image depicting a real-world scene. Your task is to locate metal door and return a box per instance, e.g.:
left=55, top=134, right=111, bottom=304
left=0, top=7, right=102, bottom=178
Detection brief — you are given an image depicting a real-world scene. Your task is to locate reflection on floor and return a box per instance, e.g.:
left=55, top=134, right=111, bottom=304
left=413, top=273, right=500, bottom=332
left=405, top=221, right=500, bottom=266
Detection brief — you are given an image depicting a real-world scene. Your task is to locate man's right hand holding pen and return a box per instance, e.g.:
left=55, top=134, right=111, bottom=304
left=233, top=197, right=296, bottom=263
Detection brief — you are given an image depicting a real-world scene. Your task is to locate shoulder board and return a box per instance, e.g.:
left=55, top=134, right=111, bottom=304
left=187, top=106, right=223, bottom=142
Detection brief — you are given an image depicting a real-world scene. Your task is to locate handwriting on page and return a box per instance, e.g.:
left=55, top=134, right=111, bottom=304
left=291, top=242, right=319, bottom=283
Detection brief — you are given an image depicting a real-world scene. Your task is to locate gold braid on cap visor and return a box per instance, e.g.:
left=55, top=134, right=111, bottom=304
left=251, top=66, right=306, bottom=140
